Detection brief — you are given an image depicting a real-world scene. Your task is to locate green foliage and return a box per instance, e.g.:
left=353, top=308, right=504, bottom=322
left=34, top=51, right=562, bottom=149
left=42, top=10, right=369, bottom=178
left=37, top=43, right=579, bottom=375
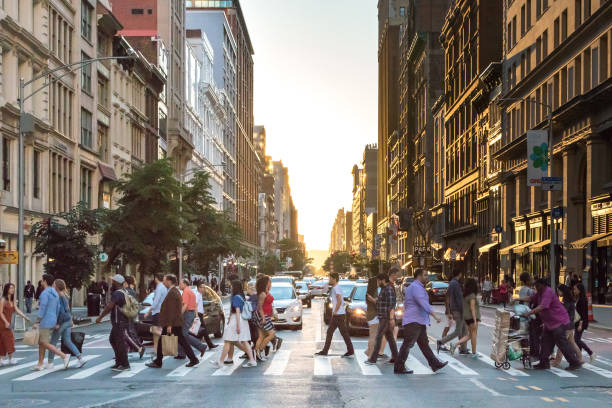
left=101, top=159, right=184, bottom=278
left=322, top=251, right=353, bottom=273
left=30, top=202, right=103, bottom=295
left=258, top=254, right=281, bottom=275
left=277, top=238, right=311, bottom=271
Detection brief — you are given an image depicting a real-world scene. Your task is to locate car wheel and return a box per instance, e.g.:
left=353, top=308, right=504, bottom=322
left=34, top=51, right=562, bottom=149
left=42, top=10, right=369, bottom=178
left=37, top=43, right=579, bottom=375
left=214, top=316, right=225, bottom=338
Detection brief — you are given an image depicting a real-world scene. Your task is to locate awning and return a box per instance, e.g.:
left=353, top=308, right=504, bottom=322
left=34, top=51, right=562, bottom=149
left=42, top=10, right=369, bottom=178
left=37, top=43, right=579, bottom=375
left=598, top=234, right=612, bottom=247
left=431, top=242, right=443, bottom=251
left=499, top=243, right=520, bottom=255
left=98, top=162, right=117, bottom=181
left=529, top=239, right=551, bottom=253
left=568, top=233, right=612, bottom=249
left=443, top=243, right=472, bottom=261
left=513, top=241, right=538, bottom=256
left=479, top=242, right=499, bottom=254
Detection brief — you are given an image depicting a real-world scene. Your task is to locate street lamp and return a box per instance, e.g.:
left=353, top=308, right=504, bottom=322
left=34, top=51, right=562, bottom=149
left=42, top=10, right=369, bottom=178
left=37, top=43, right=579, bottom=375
left=498, top=97, right=555, bottom=289
left=16, top=55, right=137, bottom=308
left=177, top=162, right=225, bottom=282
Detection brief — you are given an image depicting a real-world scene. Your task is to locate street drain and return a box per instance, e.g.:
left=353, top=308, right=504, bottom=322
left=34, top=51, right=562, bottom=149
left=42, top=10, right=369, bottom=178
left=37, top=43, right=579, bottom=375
left=4, top=399, right=50, bottom=407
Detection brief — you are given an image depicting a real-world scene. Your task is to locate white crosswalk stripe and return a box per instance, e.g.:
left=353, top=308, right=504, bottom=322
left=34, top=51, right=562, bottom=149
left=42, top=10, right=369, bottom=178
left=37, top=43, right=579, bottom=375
left=212, top=359, right=242, bottom=376
left=66, top=359, right=116, bottom=379
left=582, top=363, right=612, bottom=378
left=476, top=352, right=530, bottom=377
left=443, top=355, right=479, bottom=376
left=264, top=350, right=291, bottom=375
left=167, top=353, right=214, bottom=377
left=406, top=355, right=432, bottom=375
left=548, top=367, right=577, bottom=377
left=0, top=360, right=39, bottom=375
left=354, top=349, right=381, bottom=375
left=13, top=355, right=99, bottom=381
left=595, top=356, right=612, bottom=368
left=313, top=356, right=333, bottom=376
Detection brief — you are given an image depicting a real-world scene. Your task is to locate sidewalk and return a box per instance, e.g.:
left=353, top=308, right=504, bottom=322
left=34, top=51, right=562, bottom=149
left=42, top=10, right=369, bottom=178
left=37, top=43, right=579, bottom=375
left=480, top=302, right=612, bottom=331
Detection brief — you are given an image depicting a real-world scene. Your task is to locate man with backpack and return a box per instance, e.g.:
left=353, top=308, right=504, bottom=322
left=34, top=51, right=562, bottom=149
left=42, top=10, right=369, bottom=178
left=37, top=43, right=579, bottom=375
left=96, top=274, right=133, bottom=372
left=176, top=279, right=207, bottom=360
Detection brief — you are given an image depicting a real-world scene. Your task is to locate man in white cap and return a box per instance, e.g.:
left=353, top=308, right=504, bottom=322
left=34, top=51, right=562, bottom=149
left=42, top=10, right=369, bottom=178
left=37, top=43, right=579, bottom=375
left=96, top=274, right=130, bottom=371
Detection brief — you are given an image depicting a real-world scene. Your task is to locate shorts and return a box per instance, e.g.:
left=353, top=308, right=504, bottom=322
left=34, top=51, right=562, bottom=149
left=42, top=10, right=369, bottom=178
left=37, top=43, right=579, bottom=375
left=465, top=319, right=480, bottom=326
left=261, top=315, right=274, bottom=332
left=38, top=328, right=52, bottom=344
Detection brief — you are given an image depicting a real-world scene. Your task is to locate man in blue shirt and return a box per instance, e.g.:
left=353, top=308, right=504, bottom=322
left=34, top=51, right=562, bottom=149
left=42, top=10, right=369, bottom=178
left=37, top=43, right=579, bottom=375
left=394, top=268, right=448, bottom=374
left=32, top=274, right=70, bottom=371
left=144, top=273, right=168, bottom=328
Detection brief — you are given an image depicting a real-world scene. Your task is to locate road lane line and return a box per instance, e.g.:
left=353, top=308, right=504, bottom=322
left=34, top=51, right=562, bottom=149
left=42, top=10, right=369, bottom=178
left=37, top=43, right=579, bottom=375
left=66, top=359, right=115, bottom=379
left=313, top=356, right=333, bottom=376
left=264, top=350, right=291, bottom=376
left=540, top=397, right=554, bottom=402
left=476, top=352, right=529, bottom=377
left=529, top=386, right=542, bottom=390
left=13, top=355, right=99, bottom=381
left=469, top=379, right=503, bottom=397
left=582, top=363, right=612, bottom=378
left=406, top=355, right=432, bottom=375
left=354, top=349, right=381, bottom=375
left=556, top=397, right=569, bottom=402
left=515, top=385, right=529, bottom=390
left=548, top=367, right=577, bottom=377
left=443, top=355, right=479, bottom=376
left=212, top=359, right=242, bottom=376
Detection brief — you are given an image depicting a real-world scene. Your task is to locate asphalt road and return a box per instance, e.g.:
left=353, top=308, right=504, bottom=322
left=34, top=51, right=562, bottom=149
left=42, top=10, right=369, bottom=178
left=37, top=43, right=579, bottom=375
left=1, top=298, right=612, bottom=408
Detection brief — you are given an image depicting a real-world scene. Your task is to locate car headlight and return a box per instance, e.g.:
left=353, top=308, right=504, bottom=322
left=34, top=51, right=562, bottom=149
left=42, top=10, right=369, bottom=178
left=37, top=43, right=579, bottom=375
left=353, top=308, right=366, bottom=316
left=290, top=303, right=301, bottom=313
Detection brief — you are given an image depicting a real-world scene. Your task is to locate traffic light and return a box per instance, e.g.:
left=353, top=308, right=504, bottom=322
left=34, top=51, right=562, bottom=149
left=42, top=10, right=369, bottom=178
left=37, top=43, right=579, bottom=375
left=398, top=208, right=412, bottom=232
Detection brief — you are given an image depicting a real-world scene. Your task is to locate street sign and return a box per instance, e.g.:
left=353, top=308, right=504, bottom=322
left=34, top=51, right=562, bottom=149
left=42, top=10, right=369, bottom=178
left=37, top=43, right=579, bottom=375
left=527, top=130, right=549, bottom=186
left=494, top=225, right=503, bottom=234
left=374, top=234, right=382, bottom=250
left=0, top=251, right=18, bottom=264
left=552, top=207, right=564, bottom=219
left=371, top=249, right=380, bottom=258
left=541, top=176, right=562, bottom=191
left=99, top=252, right=109, bottom=262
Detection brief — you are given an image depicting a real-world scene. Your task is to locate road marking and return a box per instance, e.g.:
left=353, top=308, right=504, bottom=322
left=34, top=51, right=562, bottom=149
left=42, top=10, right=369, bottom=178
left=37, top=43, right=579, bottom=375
left=548, top=367, right=577, bottom=378
left=211, top=358, right=242, bottom=376
left=167, top=353, right=213, bottom=377
left=313, top=356, right=333, bottom=376
left=354, top=349, right=381, bottom=375
left=595, top=356, right=612, bottom=367
left=476, top=352, right=530, bottom=377
left=15, top=345, right=31, bottom=349
left=556, top=397, right=569, bottom=402
left=540, top=397, right=554, bottom=402
left=0, top=360, right=39, bottom=376
left=406, top=355, right=432, bottom=375
left=66, top=359, right=115, bottom=379
left=113, top=357, right=170, bottom=379
left=470, top=378, right=503, bottom=397
left=443, top=355, right=479, bottom=376
left=264, top=350, right=291, bottom=376
left=77, top=391, right=153, bottom=408
left=529, top=386, right=542, bottom=390
left=13, top=355, right=99, bottom=381
left=515, top=385, right=529, bottom=390
left=582, top=363, right=612, bottom=378
left=315, top=309, right=322, bottom=342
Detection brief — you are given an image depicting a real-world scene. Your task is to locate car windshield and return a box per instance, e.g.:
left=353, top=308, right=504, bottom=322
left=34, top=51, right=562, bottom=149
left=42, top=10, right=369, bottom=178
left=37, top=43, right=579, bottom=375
left=431, top=282, right=449, bottom=288
left=270, top=286, right=296, bottom=300
left=295, top=283, right=308, bottom=290
left=338, top=283, right=356, bottom=297
left=352, top=285, right=367, bottom=301
left=272, top=277, right=292, bottom=284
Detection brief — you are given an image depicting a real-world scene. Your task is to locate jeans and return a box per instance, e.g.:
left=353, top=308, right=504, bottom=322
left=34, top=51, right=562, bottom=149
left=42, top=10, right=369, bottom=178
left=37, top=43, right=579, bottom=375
left=440, top=311, right=468, bottom=352
left=196, top=312, right=216, bottom=348
left=395, top=323, right=442, bottom=372
left=154, top=326, right=198, bottom=365
left=540, top=325, right=581, bottom=367
left=573, top=325, right=593, bottom=356
left=321, top=314, right=354, bottom=354
left=368, top=317, right=398, bottom=363
left=178, top=310, right=206, bottom=357
left=25, top=298, right=33, bottom=314
left=123, top=321, right=142, bottom=352
left=48, top=321, right=80, bottom=363
left=109, top=324, right=129, bottom=368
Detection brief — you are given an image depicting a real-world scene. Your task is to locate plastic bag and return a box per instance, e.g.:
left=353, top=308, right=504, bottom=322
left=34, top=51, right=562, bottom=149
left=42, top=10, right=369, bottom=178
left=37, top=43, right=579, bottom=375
left=507, top=343, right=523, bottom=361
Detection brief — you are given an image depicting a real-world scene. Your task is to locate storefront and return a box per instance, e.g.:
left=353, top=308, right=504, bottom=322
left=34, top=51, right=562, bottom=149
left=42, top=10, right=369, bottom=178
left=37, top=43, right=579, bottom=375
left=443, top=243, right=474, bottom=277
left=478, top=242, right=499, bottom=283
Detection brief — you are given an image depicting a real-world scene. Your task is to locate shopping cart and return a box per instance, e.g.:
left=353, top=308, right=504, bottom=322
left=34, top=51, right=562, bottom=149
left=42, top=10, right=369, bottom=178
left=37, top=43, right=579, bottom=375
left=490, top=306, right=532, bottom=370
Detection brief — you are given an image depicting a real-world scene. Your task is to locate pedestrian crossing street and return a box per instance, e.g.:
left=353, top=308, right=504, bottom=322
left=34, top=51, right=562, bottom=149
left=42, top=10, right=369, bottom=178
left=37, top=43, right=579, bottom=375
left=5, top=335, right=612, bottom=382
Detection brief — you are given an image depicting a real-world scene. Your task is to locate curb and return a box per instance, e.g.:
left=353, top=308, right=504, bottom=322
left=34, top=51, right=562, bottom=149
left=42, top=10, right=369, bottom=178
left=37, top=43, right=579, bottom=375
left=14, top=316, right=110, bottom=342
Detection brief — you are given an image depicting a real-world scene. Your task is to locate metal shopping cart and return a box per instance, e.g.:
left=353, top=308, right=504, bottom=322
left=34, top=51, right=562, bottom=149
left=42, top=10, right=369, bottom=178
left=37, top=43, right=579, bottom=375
left=490, top=306, right=532, bottom=370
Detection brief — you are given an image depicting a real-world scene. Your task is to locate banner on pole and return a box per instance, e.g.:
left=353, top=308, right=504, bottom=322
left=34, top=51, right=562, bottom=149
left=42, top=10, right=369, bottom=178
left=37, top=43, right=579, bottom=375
left=527, top=130, right=549, bottom=187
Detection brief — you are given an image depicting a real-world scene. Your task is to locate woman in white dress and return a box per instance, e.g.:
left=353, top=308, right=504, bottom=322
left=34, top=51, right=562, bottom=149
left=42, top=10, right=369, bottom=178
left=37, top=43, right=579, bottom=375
left=213, top=280, right=257, bottom=368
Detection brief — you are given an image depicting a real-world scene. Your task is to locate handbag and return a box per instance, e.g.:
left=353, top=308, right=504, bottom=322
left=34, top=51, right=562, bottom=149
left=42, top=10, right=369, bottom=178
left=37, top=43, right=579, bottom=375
left=189, top=318, right=201, bottom=336
left=23, top=328, right=39, bottom=347
left=61, top=331, right=85, bottom=355
left=161, top=334, right=178, bottom=356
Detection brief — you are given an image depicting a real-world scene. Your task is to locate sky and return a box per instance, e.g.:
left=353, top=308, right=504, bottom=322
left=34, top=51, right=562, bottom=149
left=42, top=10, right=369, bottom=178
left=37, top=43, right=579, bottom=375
left=241, top=0, right=379, bottom=252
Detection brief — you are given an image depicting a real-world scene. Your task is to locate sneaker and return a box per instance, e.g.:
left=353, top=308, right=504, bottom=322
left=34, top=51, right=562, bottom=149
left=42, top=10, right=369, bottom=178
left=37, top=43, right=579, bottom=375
left=210, top=360, right=221, bottom=368
left=470, top=353, right=478, bottom=359
left=533, top=363, right=550, bottom=370
left=76, top=358, right=87, bottom=368
left=378, top=353, right=389, bottom=359
left=275, top=338, right=283, bottom=351
left=111, top=365, right=130, bottom=372
left=458, top=349, right=471, bottom=355
left=209, top=344, right=219, bottom=349
left=342, top=352, right=354, bottom=358
left=239, top=353, right=248, bottom=359
left=223, top=360, right=234, bottom=365
left=264, top=345, right=271, bottom=357
left=439, top=345, right=450, bottom=352
left=566, top=363, right=582, bottom=371
left=449, top=342, right=457, bottom=355
left=30, top=365, right=45, bottom=371
left=394, top=368, right=414, bottom=374
left=432, top=361, right=449, bottom=373
left=139, top=348, right=145, bottom=360
left=43, top=362, right=54, bottom=370
left=590, top=354, right=596, bottom=363
left=186, top=360, right=199, bottom=368
left=0, top=358, right=7, bottom=366
left=364, top=360, right=377, bottom=365
left=8, top=358, right=18, bottom=366
left=314, top=351, right=328, bottom=356
left=200, top=345, right=207, bottom=358
left=242, top=361, right=257, bottom=368
left=146, top=361, right=162, bottom=368
left=436, top=340, right=442, bottom=354
left=63, top=355, right=71, bottom=369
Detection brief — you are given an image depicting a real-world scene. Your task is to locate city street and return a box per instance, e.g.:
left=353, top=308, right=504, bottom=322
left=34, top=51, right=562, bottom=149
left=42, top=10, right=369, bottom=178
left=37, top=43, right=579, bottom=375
left=1, top=298, right=612, bottom=408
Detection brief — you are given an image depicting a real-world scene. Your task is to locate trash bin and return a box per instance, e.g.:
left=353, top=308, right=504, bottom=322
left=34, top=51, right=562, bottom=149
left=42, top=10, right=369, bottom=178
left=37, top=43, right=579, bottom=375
left=87, top=293, right=101, bottom=316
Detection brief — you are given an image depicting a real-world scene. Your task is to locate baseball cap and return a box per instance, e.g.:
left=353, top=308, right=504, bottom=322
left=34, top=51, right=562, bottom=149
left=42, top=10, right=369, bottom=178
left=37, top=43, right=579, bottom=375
left=112, top=274, right=125, bottom=284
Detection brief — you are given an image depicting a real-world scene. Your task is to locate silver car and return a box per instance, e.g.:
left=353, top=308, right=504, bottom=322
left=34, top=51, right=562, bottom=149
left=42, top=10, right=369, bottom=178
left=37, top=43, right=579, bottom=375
left=310, top=279, right=329, bottom=296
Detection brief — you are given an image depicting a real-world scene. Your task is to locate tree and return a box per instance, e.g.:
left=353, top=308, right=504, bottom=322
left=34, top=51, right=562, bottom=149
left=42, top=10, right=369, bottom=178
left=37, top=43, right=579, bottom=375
left=322, top=251, right=353, bottom=273
left=182, top=170, right=247, bottom=276
left=30, top=202, right=103, bottom=305
left=258, top=254, right=281, bottom=275
left=277, top=239, right=311, bottom=271
left=102, top=159, right=184, bottom=295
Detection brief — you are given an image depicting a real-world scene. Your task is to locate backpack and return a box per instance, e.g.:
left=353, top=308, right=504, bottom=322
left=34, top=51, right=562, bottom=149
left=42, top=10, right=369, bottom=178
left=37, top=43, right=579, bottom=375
left=119, top=289, right=139, bottom=320
left=57, top=296, right=72, bottom=324
left=240, top=295, right=252, bottom=321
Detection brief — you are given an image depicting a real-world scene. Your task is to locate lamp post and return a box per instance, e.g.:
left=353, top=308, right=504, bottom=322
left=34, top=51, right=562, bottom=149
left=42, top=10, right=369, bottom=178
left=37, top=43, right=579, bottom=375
left=17, top=55, right=137, bottom=308
left=499, top=98, right=555, bottom=289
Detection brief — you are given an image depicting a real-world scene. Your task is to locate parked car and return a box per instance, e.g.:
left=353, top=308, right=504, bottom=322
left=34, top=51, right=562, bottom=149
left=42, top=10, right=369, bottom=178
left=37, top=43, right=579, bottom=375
left=271, top=275, right=296, bottom=287
left=271, top=283, right=303, bottom=330
left=403, top=277, right=415, bottom=287
left=425, top=281, right=449, bottom=304
left=310, top=279, right=329, bottom=297
left=323, top=280, right=356, bottom=324
left=302, top=277, right=317, bottom=286
left=136, top=284, right=225, bottom=342
left=295, top=281, right=313, bottom=308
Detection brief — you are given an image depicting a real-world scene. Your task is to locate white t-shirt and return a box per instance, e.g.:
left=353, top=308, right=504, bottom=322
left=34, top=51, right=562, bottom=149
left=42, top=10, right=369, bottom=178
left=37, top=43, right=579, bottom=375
left=330, top=285, right=345, bottom=315
left=195, top=291, right=204, bottom=314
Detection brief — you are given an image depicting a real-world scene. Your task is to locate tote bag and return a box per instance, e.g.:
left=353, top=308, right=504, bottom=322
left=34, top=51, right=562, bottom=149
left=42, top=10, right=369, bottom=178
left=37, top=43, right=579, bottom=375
left=161, top=334, right=178, bottom=356
left=23, top=328, right=39, bottom=347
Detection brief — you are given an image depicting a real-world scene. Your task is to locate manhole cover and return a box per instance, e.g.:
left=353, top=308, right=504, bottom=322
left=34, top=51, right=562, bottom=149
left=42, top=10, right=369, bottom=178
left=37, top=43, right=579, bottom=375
left=4, top=399, right=49, bottom=407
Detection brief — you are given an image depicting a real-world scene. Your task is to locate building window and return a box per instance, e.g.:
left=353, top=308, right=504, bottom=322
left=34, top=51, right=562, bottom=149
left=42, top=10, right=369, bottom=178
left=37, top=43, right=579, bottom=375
left=131, top=8, right=144, bottom=14
left=512, top=16, right=517, bottom=46
left=80, top=167, right=92, bottom=207
left=527, top=0, right=532, bottom=29
left=584, top=0, right=591, bottom=19
left=33, top=150, right=40, bottom=199
left=400, top=7, right=405, bottom=17
left=98, top=77, right=109, bottom=108
left=554, top=17, right=560, bottom=48
left=81, top=52, right=91, bottom=93
left=521, top=5, right=526, bottom=36
left=2, top=137, right=10, bottom=191
left=81, top=108, right=92, bottom=148
left=600, top=36, right=608, bottom=83
left=561, top=9, right=568, bottom=42
left=542, top=30, right=548, bottom=57
left=81, top=0, right=92, bottom=41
